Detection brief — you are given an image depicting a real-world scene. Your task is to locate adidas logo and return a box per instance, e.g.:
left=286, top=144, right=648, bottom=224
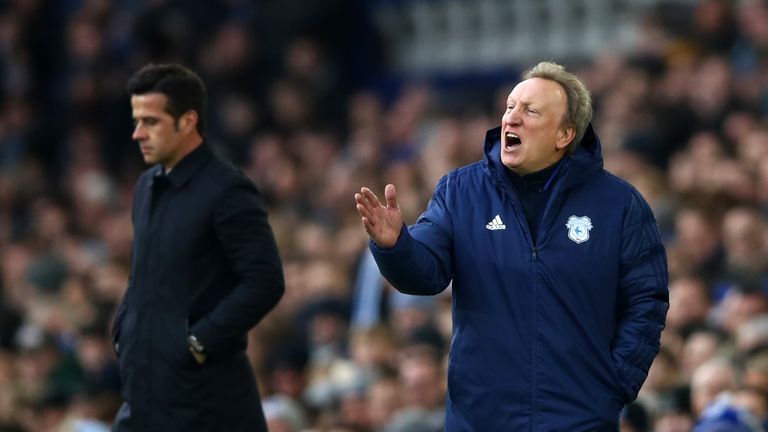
left=486, top=215, right=506, bottom=230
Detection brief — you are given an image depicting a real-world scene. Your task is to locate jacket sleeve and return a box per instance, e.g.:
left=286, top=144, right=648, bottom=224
left=611, top=190, right=669, bottom=402
left=190, top=179, right=285, bottom=357
left=370, top=175, right=453, bottom=295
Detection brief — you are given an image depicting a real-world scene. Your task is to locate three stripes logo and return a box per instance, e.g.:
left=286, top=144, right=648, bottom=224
left=485, top=215, right=506, bottom=230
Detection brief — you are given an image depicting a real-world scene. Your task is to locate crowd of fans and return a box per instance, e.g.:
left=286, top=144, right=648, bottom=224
left=0, top=0, right=767, bottom=431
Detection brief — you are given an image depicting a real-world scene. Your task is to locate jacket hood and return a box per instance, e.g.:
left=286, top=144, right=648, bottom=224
left=482, top=123, right=604, bottom=191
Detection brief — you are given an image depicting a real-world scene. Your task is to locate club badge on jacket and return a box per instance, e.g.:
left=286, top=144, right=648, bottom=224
left=566, top=215, right=593, bottom=244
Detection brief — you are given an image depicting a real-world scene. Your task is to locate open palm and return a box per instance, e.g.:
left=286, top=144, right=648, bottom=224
left=354, top=184, right=402, bottom=248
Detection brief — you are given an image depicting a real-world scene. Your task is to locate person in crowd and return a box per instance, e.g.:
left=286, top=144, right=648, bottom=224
left=690, top=357, right=739, bottom=417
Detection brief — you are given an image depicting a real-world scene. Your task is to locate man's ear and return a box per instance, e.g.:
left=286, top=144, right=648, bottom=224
left=556, top=126, right=576, bottom=150
left=180, top=110, right=199, bottom=134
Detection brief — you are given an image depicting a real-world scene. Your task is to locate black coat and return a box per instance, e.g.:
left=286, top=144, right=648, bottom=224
left=111, top=144, right=284, bottom=432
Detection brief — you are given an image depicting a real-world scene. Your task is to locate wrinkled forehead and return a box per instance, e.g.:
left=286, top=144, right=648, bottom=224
left=507, top=78, right=568, bottom=111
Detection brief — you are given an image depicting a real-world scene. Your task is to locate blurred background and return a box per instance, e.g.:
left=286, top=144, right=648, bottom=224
left=0, top=0, right=767, bottom=431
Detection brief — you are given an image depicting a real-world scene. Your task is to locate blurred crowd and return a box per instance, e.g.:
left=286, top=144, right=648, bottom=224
left=0, top=0, right=767, bottom=431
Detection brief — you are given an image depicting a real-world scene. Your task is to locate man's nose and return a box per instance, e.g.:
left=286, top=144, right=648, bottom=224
left=132, top=125, right=145, bottom=140
left=504, top=107, right=521, bottom=124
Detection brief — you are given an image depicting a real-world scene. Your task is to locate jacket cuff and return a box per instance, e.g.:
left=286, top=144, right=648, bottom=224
left=189, top=318, right=235, bottom=358
left=369, top=224, right=410, bottom=254
left=615, top=359, right=648, bottom=403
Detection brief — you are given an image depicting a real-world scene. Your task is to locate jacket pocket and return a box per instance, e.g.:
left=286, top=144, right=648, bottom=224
left=157, top=316, right=204, bottom=374
left=152, top=315, right=210, bottom=414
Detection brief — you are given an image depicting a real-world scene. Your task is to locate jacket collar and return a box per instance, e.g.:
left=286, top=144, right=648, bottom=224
left=154, top=143, right=213, bottom=188
left=482, top=123, right=604, bottom=192
left=506, top=157, right=565, bottom=192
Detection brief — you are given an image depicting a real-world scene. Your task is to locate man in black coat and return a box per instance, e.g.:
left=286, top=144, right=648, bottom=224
left=111, top=63, right=285, bottom=431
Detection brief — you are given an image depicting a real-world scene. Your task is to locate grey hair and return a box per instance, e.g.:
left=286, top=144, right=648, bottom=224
left=522, top=61, right=592, bottom=152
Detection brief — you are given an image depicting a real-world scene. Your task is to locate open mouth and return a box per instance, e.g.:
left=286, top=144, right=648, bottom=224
left=505, top=132, right=521, bottom=147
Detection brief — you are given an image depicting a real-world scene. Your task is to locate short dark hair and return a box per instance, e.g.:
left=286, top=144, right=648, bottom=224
left=127, top=63, right=207, bottom=136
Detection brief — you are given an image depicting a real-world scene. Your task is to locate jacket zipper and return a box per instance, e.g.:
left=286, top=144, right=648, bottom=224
left=531, top=245, right=538, bottom=431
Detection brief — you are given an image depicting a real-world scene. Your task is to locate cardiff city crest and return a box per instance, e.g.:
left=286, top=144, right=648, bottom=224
left=565, top=215, right=593, bottom=244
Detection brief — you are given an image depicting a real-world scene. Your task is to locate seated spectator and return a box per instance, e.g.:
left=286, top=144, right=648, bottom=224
left=654, top=386, right=694, bottom=432
left=366, top=373, right=401, bottom=432
left=732, top=386, right=768, bottom=431
left=693, top=392, right=764, bottom=432
left=680, top=324, right=731, bottom=379
left=717, top=284, right=768, bottom=334
left=690, top=357, right=740, bottom=417
left=620, top=401, right=650, bottom=432
left=667, top=276, right=713, bottom=332
left=718, top=206, right=768, bottom=285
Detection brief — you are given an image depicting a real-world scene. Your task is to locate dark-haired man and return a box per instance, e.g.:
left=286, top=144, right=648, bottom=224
left=111, top=63, right=284, bottom=431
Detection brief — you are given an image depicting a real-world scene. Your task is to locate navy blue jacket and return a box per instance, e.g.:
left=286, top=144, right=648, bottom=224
left=112, top=144, right=284, bottom=432
left=371, top=126, right=669, bottom=431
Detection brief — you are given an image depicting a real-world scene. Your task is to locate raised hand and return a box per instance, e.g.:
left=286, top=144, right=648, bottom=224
left=354, top=184, right=402, bottom=248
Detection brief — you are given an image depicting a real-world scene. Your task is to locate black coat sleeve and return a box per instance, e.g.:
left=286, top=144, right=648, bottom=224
left=190, top=179, right=284, bottom=356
